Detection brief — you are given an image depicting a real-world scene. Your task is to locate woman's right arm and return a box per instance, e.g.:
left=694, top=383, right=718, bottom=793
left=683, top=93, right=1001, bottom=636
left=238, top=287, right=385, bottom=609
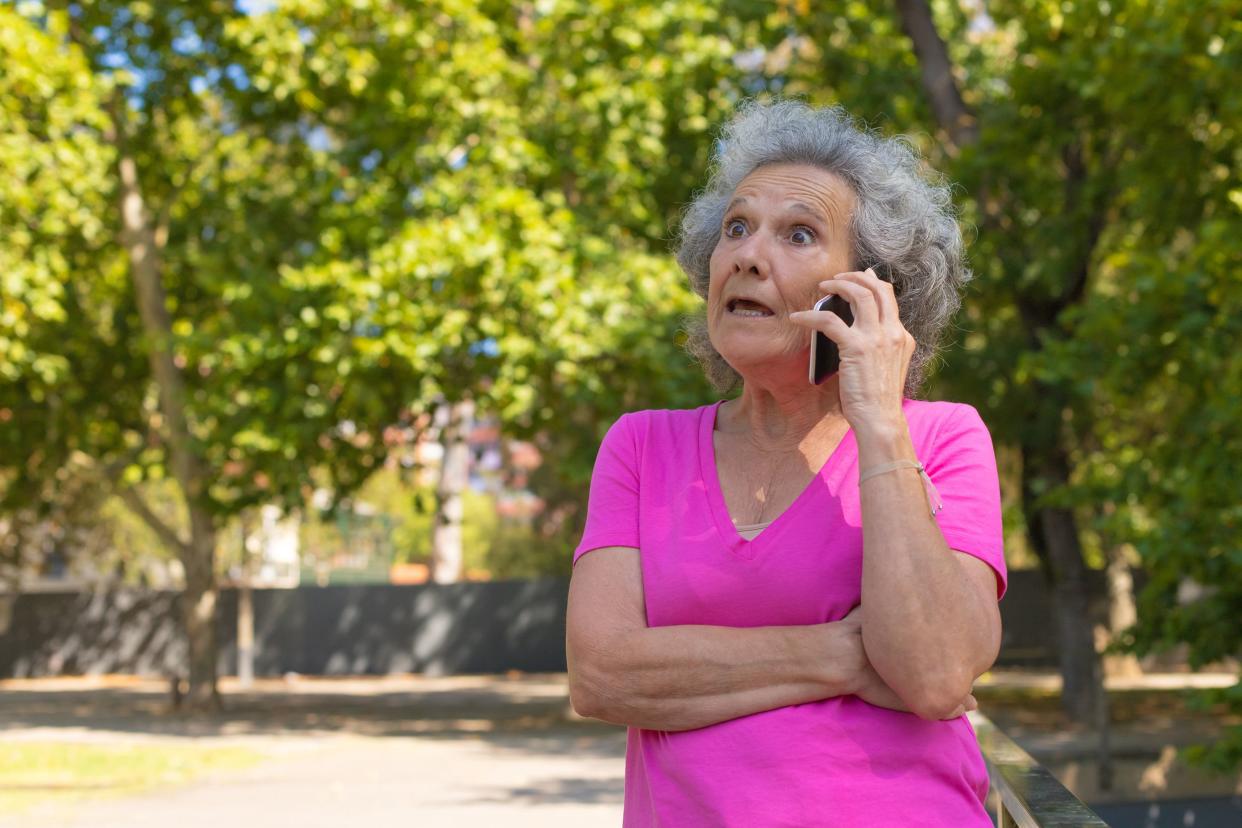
left=566, top=545, right=869, bottom=732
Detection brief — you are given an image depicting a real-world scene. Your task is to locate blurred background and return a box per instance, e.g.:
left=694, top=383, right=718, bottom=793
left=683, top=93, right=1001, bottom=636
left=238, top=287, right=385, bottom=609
left=0, top=0, right=1239, bottom=826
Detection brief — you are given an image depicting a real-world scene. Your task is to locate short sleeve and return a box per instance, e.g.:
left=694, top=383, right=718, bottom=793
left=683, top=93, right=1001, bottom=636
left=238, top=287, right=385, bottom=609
left=572, top=412, right=641, bottom=567
left=924, top=404, right=1008, bottom=599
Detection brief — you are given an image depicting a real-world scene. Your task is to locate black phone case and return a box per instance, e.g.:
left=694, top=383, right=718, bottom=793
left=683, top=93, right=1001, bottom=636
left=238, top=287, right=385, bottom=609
left=812, top=295, right=854, bottom=384
left=811, top=266, right=894, bottom=384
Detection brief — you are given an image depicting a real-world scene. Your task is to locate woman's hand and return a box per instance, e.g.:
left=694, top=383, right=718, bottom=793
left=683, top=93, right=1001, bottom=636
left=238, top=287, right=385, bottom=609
left=838, top=606, right=977, bottom=720
left=788, top=267, right=915, bottom=432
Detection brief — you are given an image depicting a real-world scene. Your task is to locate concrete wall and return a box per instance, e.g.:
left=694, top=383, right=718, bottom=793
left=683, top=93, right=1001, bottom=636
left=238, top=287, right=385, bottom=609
left=0, top=571, right=1119, bottom=678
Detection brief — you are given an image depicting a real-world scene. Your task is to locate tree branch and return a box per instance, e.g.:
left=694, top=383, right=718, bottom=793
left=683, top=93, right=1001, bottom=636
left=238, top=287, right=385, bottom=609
left=87, top=441, right=146, bottom=485
left=893, top=0, right=1013, bottom=252
left=86, top=434, right=183, bottom=556
left=116, top=486, right=190, bottom=556
left=1055, top=141, right=1112, bottom=310
left=106, top=89, right=211, bottom=513
left=149, top=107, right=212, bottom=252
left=894, top=0, right=978, bottom=149
left=895, top=3, right=1111, bottom=331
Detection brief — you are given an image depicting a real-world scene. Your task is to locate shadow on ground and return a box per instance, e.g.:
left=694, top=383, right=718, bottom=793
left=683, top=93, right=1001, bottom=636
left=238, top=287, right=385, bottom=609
left=0, top=674, right=624, bottom=759
left=471, top=776, right=626, bottom=807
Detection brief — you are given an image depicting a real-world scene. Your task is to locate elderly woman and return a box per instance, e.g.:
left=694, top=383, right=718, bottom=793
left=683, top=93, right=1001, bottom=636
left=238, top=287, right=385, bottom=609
left=566, top=98, right=1005, bottom=827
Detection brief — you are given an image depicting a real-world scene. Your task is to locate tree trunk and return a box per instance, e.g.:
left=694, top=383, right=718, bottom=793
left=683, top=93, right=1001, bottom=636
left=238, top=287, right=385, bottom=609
left=894, top=0, right=1108, bottom=725
left=431, top=399, right=474, bottom=583
left=111, top=98, right=220, bottom=710
left=1021, top=440, right=1102, bottom=723
left=179, top=527, right=220, bottom=709
left=893, top=0, right=978, bottom=148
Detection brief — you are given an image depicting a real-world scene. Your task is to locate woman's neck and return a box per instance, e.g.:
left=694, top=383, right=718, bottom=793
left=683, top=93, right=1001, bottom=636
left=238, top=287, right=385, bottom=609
left=718, top=377, right=847, bottom=455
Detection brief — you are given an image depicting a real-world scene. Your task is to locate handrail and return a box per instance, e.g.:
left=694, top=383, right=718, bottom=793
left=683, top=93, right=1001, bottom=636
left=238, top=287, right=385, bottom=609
left=970, top=711, right=1111, bottom=827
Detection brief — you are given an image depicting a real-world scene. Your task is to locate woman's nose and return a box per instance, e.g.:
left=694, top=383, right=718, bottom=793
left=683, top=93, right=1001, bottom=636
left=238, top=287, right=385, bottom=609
left=730, top=233, right=771, bottom=277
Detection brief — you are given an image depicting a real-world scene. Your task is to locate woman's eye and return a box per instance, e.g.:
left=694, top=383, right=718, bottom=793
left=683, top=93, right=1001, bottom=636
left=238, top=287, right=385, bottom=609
left=791, top=227, right=816, bottom=245
left=724, top=219, right=745, bottom=237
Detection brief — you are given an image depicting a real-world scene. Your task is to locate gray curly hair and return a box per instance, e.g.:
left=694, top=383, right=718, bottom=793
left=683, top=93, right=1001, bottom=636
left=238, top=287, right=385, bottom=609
left=674, top=98, right=971, bottom=397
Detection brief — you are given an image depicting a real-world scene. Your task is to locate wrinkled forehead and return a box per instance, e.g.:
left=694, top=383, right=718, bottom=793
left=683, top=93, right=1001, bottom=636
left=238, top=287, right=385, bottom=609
left=729, top=163, right=857, bottom=229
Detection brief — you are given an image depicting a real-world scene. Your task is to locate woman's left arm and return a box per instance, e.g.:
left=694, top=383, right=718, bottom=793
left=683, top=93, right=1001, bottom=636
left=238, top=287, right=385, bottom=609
left=790, top=268, right=1002, bottom=721
left=853, top=423, right=1002, bottom=720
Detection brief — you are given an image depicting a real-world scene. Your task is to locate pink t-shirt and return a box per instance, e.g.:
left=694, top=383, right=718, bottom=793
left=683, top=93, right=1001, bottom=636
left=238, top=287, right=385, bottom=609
left=572, top=398, right=1006, bottom=827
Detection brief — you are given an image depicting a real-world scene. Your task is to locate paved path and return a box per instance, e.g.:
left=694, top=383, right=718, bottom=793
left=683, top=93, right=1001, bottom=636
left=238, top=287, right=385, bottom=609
left=1, top=671, right=1237, bottom=826
left=0, top=674, right=627, bottom=828
left=7, top=731, right=627, bottom=828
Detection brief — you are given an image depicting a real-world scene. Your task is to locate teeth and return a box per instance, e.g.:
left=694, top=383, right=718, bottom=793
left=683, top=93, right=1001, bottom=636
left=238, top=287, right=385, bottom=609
left=729, top=300, right=773, bottom=317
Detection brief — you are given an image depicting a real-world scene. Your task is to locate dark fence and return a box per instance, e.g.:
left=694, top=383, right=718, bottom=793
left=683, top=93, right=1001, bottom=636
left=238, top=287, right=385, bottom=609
left=0, top=570, right=1121, bottom=678
left=0, top=580, right=568, bottom=678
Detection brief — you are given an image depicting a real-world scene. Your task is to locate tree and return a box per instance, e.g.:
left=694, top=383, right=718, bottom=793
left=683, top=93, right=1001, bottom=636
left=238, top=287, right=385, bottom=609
left=893, top=0, right=1106, bottom=724
left=7, top=1, right=1235, bottom=751
left=219, top=0, right=770, bottom=556
left=702, top=0, right=1109, bottom=720
left=880, top=0, right=1240, bottom=729
left=1, top=0, right=749, bottom=701
left=722, top=0, right=1241, bottom=728
left=2, top=1, right=409, bottom=707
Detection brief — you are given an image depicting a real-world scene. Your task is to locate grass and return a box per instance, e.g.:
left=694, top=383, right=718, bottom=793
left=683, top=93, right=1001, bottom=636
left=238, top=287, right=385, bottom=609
left=0, top=741, right=266, bottom=816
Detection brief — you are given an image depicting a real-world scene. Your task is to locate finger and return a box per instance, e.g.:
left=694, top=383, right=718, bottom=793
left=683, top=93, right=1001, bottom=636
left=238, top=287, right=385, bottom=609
left=816, top=277, right=881, bottom=328
left=835, top=269, right=916, bottom=360
left=788, top=305, right=853, bottom=345
left=834, top=268, right=896, bottom=324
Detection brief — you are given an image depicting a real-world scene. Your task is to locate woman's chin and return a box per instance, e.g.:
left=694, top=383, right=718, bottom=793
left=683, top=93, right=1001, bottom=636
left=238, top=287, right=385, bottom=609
left=720, top=351, right=810, bottom=383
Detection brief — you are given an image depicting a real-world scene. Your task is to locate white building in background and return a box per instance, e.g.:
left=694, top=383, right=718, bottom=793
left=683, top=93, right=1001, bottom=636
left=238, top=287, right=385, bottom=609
left=229, top=504, right=301, bottom=588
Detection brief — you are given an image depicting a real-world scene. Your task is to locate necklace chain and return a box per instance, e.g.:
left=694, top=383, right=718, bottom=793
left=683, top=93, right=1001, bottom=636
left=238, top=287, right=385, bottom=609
left=723, top=423, right=849, bottom=526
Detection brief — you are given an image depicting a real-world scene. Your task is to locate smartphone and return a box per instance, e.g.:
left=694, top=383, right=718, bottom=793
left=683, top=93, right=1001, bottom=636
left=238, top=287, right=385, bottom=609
left=808, top=294, right=853, bottom=385
left=808, top=266, right=895, bottom=385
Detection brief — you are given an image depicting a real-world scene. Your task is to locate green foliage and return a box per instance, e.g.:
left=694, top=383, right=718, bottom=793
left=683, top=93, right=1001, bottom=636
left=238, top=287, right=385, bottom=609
left=484, top=520, right=578, bottom=580
left=2, top=0, right=1239, bottom=759
left=295, top=465, right=560, bottom=580
left=727, top=0, right=1242, bottom=755
left=903, top=0, right=1242, bottom=759
left=1, top=0, right=732, bottom=561
left=1184, top=682, right=1242, bottom=772
left=95, top=482, right=187, bottom=579
left=346, top=467, right=495, bottom=570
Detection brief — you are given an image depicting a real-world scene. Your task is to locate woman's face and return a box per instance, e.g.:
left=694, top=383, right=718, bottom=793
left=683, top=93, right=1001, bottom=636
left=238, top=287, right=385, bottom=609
left=707, top=163, right=858, bottom=382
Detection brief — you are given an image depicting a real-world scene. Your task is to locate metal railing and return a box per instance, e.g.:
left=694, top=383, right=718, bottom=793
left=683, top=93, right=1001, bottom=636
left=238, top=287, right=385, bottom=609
left=970, top=711, right=1111, bottom=827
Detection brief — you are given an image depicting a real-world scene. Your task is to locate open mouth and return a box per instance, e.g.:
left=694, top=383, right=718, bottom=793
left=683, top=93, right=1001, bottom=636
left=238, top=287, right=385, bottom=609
left=727, top=298, right=776, bottom=318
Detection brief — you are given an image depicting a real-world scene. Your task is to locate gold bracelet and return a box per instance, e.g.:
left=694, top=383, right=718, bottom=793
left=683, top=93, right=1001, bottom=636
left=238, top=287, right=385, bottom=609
left=858, top=460, right=944, bottom=517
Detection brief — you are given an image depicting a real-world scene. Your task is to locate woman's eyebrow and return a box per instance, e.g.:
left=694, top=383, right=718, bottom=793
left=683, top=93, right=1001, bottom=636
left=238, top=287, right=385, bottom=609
left=725, top=197, right=829, bottom=225
left=786, top=202, right=830, bottom=224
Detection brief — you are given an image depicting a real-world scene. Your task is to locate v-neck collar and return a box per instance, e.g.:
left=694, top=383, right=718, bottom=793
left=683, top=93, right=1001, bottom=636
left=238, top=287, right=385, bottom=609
left=699, top=399, right=856, bottom=556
